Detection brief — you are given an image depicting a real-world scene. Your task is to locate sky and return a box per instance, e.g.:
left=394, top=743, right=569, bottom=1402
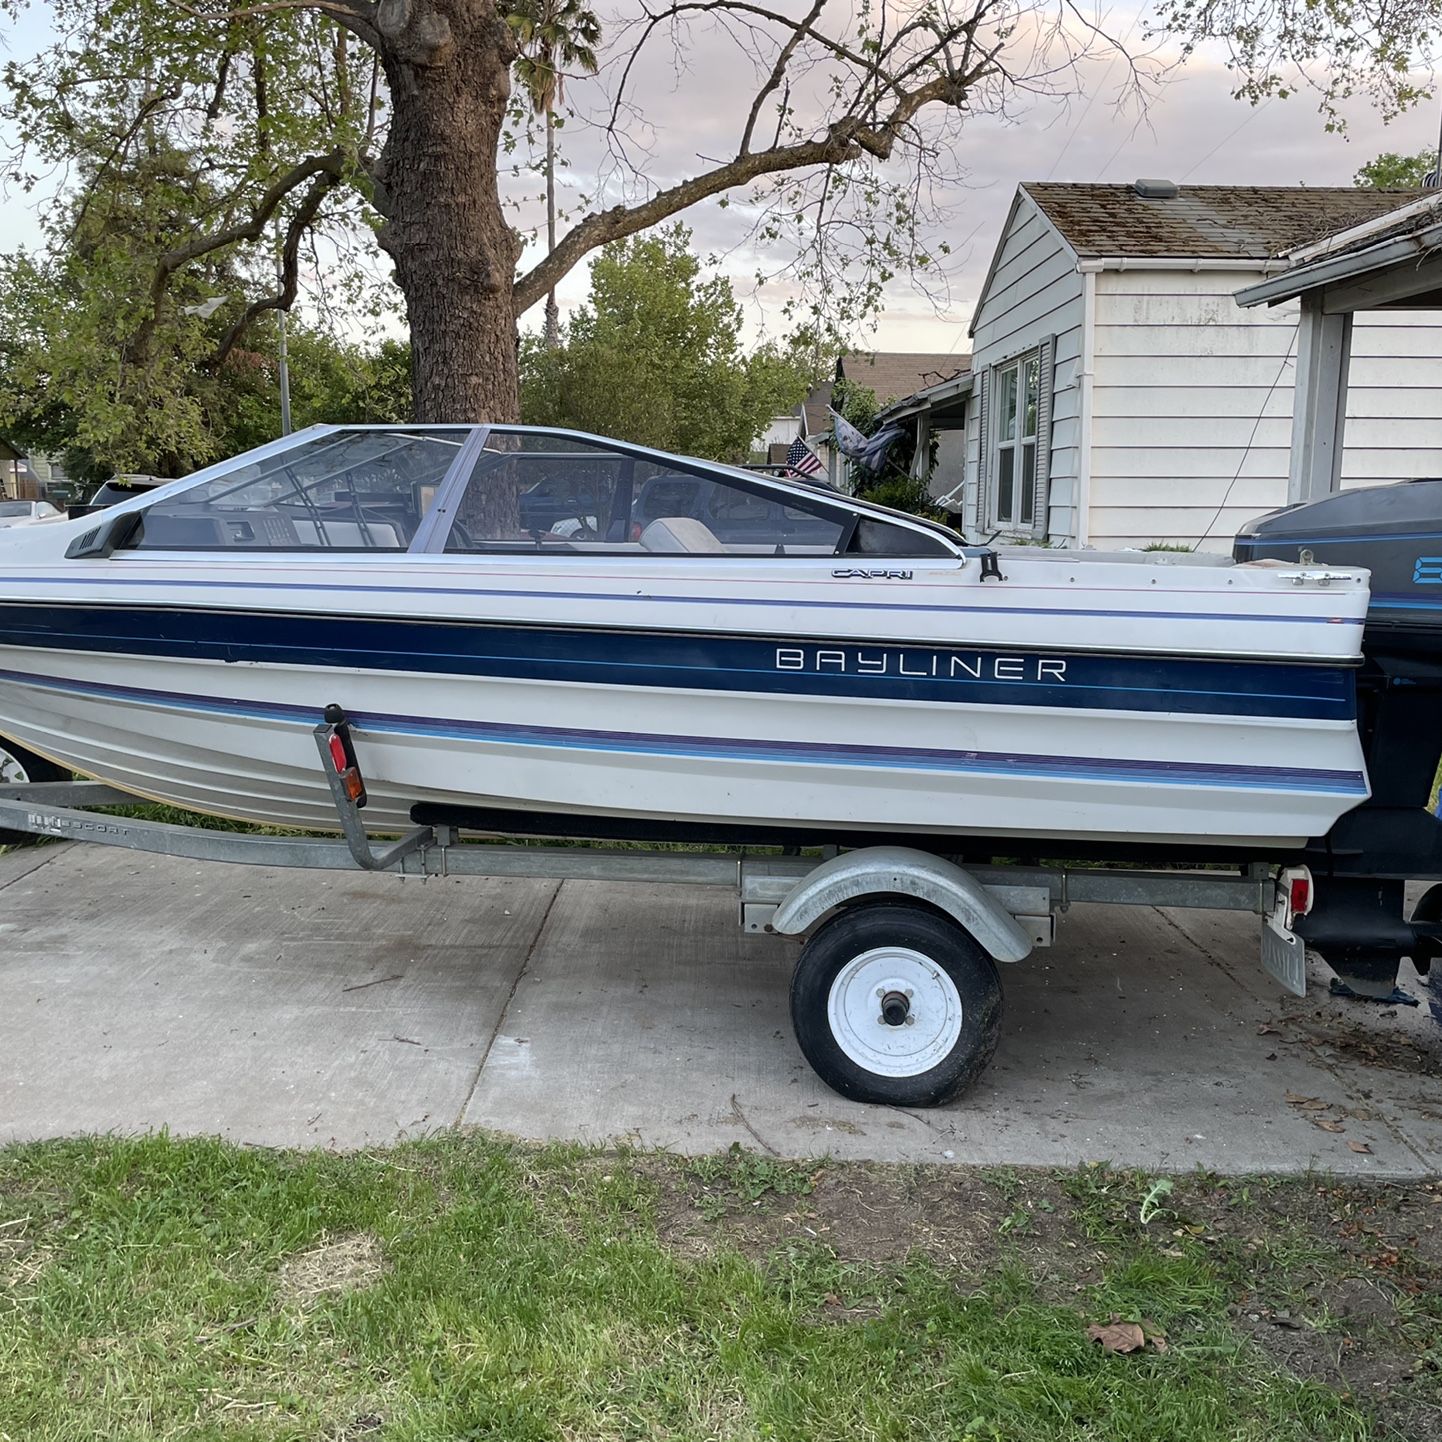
left=1, top=1, right=1437, bottom=356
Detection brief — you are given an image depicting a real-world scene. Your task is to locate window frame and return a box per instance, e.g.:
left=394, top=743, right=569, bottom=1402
left=990, top=352, right=1040, bottom=532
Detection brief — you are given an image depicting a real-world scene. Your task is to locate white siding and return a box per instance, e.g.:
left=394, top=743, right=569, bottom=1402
left=1088, top=270, right=1442, bottom=551
left=965, top=195, right=1085, bottom=541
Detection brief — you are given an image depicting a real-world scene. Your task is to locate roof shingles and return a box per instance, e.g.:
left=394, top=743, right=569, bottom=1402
left=1023, top=183, right=1424, bottom=260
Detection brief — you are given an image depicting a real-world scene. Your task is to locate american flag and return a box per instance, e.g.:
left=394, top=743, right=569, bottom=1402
left=786, top=436, right=824, bottom=479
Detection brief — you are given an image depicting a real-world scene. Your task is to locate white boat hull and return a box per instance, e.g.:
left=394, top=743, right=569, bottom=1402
left=0, top=627, right=1367, bottom=847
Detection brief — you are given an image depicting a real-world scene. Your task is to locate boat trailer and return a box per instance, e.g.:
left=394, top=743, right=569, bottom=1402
left=0, top=709, right=1334, bottom=1108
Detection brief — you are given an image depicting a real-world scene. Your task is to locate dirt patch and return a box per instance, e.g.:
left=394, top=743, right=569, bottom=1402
left=277, top=1233, right=386, bottom=1304
left=639, top=1156, right=1442, bottom=1437
left=1272, top=1001, right=1442, bottom=1079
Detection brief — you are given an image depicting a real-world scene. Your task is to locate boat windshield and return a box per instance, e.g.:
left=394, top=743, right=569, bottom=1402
left=438, top=429, right=946, bottom=557
left=112, top=425, right=957, bottom=558
left=122, top=429, right=467, bottom=551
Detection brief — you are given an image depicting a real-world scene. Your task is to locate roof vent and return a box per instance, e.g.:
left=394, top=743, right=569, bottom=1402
left=1133, top=178, right=1180, bottom=200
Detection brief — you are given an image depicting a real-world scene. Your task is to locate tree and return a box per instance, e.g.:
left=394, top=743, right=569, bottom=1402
left=507, top=0, right=600, bottom=350
left=520, top=225, right=808, bottom=460
left=2, top=0, right=1124, bottom=426
left=1355, top=150, right=1438, bottom=188
left=0, top=211, right=413, bottom=479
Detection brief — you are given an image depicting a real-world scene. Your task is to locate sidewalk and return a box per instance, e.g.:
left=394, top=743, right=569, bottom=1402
left=3, top=841, right=1440, bottom=1173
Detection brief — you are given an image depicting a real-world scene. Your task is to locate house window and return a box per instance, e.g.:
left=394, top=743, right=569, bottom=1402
left=993, top=352, right=1040, bottom=528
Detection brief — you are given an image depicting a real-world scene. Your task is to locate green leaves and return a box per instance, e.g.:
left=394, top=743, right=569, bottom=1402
left=1354, top=149, right=1438, bottom=188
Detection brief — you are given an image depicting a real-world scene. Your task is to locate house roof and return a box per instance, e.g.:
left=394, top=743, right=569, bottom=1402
left=798, top=352, right=971, bottom=437
left=1023, top=183, right=1425, bottom=260
left=837, top=351, right=969, bottom=403
left=801, top=381, right=834, bottom=437
left=875, top=369, right=974, bottom=425
left=1236, top=191, right=1442, bottom=309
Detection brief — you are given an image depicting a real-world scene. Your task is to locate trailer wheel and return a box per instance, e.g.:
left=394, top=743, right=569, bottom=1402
left=0, top=738, right=67, bottom=847
left=790, top=902, right=1002, bottom=1107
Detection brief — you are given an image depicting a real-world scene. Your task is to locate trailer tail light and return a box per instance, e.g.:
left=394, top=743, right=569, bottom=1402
left=321, top=704, right=369, bottom=808
left=1280, top=866, right=1313, bottom=922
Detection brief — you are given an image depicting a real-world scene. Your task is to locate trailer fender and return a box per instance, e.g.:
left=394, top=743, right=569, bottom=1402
left=771, top=846, right=1035, bottom=962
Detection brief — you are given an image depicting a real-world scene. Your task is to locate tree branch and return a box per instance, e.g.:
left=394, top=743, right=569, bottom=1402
left=123, top=149, right=348, bottom=369
left=516, top=56, right=969, bottom=315
left=151, top=149, right=347, bottom=293
left=738, top=0, right=825, bottom=154
left=209, top=164, right=342, bottom=366
left=176, top=0, right=383, bottom=54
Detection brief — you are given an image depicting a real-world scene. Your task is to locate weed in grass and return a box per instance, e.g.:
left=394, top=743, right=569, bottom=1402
left=688, top=1142, right=819, bottom=1206
left=979, top=1166, right=1024, bottom=1202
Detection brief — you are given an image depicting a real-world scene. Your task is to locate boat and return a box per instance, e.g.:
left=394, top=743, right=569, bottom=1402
left=0, top=423, right=1378, bottom=852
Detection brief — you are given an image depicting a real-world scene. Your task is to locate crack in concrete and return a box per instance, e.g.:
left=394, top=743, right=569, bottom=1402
left=0, top=841, right=69, bottom=893
left=453, top=878, right=563, bottom=1128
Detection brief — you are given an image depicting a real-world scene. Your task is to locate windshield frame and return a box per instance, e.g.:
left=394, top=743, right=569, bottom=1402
left=103, top=422, right=966, bottom=560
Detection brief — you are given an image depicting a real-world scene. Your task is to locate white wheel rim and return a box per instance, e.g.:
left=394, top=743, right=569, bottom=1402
left=826, top=946, right=964, bottom=1078
left=0, top=745, right=32, bottom=786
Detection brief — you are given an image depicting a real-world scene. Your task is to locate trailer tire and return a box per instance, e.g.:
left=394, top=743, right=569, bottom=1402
left=790, top=902, right=1002, bottom=1107
left=0, top=738, right=67, bottom=847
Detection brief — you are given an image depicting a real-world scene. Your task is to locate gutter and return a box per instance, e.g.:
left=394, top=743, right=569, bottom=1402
left=1235, top=220, right=1442, bottom=308
left=1075, top=256, right=1292, bottom=274
left=1287, top=193, right=1442, bottom=264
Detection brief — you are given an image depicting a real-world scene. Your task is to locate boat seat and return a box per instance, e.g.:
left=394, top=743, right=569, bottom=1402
left=638, top=517, right=726, bottom=553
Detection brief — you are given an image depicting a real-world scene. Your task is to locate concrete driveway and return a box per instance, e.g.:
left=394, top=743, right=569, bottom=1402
left=2, top=840, right=1440, bottom=1175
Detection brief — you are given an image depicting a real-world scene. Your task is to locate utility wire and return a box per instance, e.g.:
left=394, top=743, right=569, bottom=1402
left=1197, top=326, right=1297, bottom=545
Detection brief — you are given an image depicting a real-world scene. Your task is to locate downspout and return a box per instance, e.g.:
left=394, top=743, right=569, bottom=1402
left=1075, top=268, right=1096, bottom=547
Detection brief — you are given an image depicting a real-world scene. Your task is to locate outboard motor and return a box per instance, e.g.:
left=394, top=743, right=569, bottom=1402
left=1236, top=480, right=1442, bottom=994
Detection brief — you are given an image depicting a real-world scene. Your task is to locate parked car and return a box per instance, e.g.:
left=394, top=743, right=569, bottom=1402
left=68, top=477, right=165, bottom=520
left=0, top=499, right=63, bottom=529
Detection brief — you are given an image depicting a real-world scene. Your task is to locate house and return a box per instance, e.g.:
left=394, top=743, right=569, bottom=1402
left=0, top=441, right=22, bottom=501
left=773, top=351, right=969, bottom=484
left=883, top=181, right=1442, bottom=548
left=1235, top=191, right=1442, bottom=501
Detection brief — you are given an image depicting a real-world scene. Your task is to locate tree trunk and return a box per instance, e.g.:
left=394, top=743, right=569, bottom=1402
left=374, top=2, right=521, bottom=423
left=543, top=109, right=560, bottom=350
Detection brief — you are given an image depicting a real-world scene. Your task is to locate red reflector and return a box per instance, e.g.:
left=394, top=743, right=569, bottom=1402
left=1289, top=876, right=1311, bottom=915
left=328, top=734, right=348, bottom=772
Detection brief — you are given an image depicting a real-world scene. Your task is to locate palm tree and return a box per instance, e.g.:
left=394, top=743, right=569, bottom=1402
left=508, top=0, right=601, bottom=349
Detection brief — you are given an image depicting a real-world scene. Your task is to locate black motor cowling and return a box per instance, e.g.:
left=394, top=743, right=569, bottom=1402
left=1237, top=480, right=1442, bottom=992
left=1234, top=478, right=1442, bottom=657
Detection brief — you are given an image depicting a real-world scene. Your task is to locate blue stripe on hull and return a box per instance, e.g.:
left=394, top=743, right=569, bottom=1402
left=0, top=666, right=1369, bottom=796
left=0, top=603, right=1357, bottom=721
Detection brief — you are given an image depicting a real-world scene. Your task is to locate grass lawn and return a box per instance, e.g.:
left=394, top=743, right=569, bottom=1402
left=1, top=1134, right=1439, bottom=1441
